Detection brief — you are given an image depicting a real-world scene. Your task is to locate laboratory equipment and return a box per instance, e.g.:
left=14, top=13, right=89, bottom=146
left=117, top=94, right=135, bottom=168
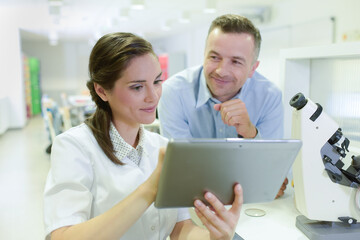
left=290, top=92, right=360, bottom=240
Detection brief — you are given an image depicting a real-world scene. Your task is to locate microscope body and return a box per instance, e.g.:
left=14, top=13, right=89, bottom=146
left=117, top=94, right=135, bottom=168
left=291, top=94, right=360, bottom=222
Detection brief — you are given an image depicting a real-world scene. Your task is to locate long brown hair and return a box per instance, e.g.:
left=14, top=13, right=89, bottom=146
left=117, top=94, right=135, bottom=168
left=85, top=32, right=155, bottom=165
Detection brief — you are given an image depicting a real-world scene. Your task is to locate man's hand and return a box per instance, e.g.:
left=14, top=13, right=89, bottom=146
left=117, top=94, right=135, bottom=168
left=275, top=178, right=288, bottom=199
left=214, top=99, right=257, bottom=138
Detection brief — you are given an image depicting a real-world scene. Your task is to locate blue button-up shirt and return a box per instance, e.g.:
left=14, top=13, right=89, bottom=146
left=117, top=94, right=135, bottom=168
left=158, top=65, right=284, bottom=139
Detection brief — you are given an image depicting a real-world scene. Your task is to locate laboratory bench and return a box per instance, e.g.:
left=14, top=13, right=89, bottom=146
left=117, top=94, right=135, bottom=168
left=189, top=186, right=308, bottom=239
left=235, top=186, right=308, bottom=239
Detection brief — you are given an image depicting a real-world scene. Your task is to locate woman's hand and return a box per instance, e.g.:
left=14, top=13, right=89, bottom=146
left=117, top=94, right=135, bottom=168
left=143, top=147, right=166, bottom=200
left=194, top=184, right=243, bottom=240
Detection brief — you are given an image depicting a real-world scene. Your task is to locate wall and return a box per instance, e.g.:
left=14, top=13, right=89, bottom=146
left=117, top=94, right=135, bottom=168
left=21, top=40, right=91, bottom=105
left=260, top=0, right=360, bottom=88
left=151, top=25, right=208, bottom=68
left=0, top=97, right=10, bottom=135
left=0, top=8, right=26, bottom=132
left=150, top=0, right=360, bottom=89
left=310, top=57, right=360, bottom=150
left=271, top=0, right=360, bottom=43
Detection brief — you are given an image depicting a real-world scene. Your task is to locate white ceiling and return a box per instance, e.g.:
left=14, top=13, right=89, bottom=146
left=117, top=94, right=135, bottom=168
left=2, top=0, right=284, bottom=43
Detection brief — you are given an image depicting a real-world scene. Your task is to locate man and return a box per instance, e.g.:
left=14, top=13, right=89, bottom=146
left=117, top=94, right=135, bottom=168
left=158, top=14, right=286, bottom=198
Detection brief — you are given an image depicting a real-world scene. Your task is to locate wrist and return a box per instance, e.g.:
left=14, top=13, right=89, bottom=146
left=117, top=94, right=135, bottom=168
left=139, top=179, right=158, bottom=203
left=250, top=126, right=258, bottom=138
left=238, top=126, right=257, bottom=139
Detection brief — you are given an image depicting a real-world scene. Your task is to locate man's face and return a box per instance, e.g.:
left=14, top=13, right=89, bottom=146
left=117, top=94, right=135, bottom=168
left=203, top=28, right=259, bottom=102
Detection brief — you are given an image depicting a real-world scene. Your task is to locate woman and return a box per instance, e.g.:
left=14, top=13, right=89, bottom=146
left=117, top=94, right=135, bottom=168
left=43, top=32, right=243, bottom=240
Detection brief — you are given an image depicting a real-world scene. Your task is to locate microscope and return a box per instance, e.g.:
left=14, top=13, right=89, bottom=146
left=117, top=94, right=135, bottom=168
left=289, top=92, right=360, bottom=239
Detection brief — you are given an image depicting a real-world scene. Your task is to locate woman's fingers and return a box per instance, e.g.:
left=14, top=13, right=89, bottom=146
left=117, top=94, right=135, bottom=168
left=194, top=203, right=222, bottom=237
left=193, top=184, right=243, bottom=239
left=229, top=184, right=243, bottom=216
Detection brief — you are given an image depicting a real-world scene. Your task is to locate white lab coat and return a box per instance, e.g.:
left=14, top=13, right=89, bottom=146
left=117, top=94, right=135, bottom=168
left=43, top=123, right=189, bottom=240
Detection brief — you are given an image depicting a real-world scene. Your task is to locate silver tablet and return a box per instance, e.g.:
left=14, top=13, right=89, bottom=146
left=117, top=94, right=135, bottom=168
left=155, top=138, right=302, bottom=208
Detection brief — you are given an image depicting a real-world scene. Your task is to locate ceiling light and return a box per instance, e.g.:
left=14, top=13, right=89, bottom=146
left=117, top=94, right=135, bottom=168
left=131, top=0, right=145, bottom=10
left=204, top=0, right=217, bottom=14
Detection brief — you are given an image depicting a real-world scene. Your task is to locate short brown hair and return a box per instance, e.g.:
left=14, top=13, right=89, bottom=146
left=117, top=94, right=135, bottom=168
left=208, top=14, right=262, bottom=61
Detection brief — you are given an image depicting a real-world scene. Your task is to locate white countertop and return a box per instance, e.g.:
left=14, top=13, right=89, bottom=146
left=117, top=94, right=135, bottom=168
left=236, top=187, right=308, bottom=240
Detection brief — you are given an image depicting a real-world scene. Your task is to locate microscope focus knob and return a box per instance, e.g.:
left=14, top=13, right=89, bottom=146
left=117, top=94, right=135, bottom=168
left=290, top=92, right=308, bottom=110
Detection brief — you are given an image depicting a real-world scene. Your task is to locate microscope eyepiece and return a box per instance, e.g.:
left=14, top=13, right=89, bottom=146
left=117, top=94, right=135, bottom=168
left=290, top=92, right=308, bottom=110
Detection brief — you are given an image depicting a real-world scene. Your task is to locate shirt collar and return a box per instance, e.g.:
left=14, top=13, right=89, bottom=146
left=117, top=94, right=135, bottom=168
left=109, top=122, right=145, bottom=165
left=196, top=68, right=213, bottom=108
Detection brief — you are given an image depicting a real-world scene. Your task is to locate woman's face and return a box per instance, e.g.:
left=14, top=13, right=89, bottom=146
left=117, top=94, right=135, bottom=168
left=102, top=53, right=163, bottom=127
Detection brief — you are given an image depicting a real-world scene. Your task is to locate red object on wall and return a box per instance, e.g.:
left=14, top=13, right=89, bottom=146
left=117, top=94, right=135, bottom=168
left=158, top=54, right=168, bottom=81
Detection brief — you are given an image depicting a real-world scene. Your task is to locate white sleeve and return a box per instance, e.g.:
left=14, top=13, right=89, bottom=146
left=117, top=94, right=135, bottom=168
left=43, top=132, right=94, bottom=238
left=176, top=207, right=191, bottom=222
